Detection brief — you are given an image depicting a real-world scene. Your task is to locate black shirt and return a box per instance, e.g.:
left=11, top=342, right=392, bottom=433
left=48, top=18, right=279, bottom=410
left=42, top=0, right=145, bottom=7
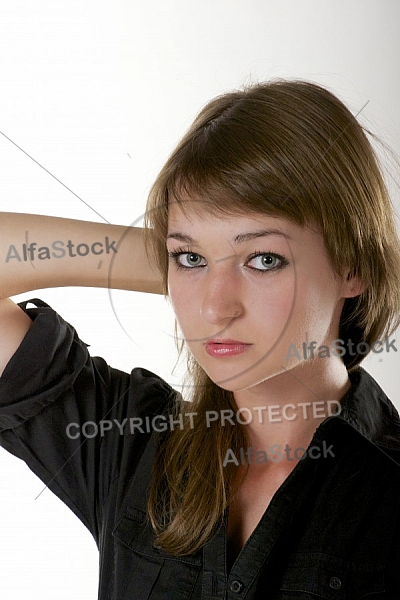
left=1, top=298, right=400, bottom=599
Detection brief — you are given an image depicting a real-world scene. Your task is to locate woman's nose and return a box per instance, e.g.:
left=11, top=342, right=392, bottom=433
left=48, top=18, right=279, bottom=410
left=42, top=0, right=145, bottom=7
left=200, top=270, right=244, bottom=325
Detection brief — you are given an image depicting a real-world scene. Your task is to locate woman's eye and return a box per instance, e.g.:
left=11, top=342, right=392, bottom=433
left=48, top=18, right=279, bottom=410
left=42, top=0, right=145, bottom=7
left=182, top=253, right=205, bottom=267
left=169, top=252, right=206, bottom=269
left=247, top=253, right=282, bottom=271
left=168, top=250, right=286, bottom=272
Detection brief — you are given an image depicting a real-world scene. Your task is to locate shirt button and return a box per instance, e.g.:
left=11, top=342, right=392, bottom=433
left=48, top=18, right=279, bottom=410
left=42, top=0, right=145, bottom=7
left=329, top=576, right=342, bottom=590
left=230, top=580, right=244, bottom=593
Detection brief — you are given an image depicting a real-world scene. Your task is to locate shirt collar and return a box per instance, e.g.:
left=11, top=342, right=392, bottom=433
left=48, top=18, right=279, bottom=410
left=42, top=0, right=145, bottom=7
left=328, top=366, right=400, bottom=452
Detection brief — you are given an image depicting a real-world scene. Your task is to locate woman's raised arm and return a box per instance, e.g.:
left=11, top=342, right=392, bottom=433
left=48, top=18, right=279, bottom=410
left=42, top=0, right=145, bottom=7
left=0, top=212, right=164, bottom=376
left=0, top=212, right=163, bottom=298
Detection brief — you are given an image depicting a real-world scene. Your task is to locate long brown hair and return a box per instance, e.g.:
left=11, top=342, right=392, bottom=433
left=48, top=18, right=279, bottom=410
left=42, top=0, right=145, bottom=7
left=144, top=79, right=400, bottom=555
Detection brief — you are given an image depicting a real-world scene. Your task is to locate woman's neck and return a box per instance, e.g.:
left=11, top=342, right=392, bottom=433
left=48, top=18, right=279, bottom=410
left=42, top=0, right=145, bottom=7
left=232, top=358, right=351, bottom=453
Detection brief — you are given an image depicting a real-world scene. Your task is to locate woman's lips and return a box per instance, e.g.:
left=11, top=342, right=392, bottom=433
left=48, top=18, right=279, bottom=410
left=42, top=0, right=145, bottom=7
left=204, top=339, right=252, bottom=357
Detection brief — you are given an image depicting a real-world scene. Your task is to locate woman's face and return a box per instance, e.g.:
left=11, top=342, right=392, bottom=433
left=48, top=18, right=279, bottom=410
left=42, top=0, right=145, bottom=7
left=166, top=201, right=354, bottom=392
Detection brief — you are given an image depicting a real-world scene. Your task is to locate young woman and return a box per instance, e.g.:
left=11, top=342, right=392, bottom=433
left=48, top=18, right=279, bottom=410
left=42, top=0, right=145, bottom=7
left=1, top=79, right=400, bottom=599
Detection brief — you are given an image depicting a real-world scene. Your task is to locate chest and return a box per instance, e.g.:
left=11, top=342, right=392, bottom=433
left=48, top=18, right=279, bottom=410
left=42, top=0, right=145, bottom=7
left=226, top=467, right=293, bottom=568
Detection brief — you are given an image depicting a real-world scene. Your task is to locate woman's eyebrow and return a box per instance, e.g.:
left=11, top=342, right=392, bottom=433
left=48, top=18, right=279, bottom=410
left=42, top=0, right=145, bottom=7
left=233, top=229, right=292, bottom=244
left=166, top=229, right=292, bottom=244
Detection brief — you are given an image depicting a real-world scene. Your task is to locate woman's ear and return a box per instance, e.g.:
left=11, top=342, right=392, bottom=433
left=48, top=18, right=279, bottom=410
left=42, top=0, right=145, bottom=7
left=341, top=269, right=365, bottom=298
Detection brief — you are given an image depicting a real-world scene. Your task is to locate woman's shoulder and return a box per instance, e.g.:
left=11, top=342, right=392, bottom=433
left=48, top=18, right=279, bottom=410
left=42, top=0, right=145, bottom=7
left=0, top=297, right=177, bottom=540
left=0, top=297, right=176, bottom=431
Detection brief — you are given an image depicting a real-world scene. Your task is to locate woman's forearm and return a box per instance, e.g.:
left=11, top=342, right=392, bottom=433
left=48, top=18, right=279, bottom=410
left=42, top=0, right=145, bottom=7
left=0, top=212, right=164, bottom=298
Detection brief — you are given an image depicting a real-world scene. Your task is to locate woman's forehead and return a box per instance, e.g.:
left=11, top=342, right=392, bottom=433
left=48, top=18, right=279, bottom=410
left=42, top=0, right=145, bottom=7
left=166, top=202, right=313, bottom=237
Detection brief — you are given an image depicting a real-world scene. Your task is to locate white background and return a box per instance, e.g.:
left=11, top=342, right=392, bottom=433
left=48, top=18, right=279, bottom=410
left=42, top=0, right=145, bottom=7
left=0, top=0, right=399, bottom=597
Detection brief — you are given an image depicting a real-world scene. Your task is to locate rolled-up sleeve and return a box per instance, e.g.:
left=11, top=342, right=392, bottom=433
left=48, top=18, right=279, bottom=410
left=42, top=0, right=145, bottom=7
left=0, top=298, right=172, bottom=546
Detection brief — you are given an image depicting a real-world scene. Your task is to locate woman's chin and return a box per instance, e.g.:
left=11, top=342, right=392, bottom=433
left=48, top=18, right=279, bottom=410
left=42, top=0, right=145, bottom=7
left=201, top=361, right=283, bottom=393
